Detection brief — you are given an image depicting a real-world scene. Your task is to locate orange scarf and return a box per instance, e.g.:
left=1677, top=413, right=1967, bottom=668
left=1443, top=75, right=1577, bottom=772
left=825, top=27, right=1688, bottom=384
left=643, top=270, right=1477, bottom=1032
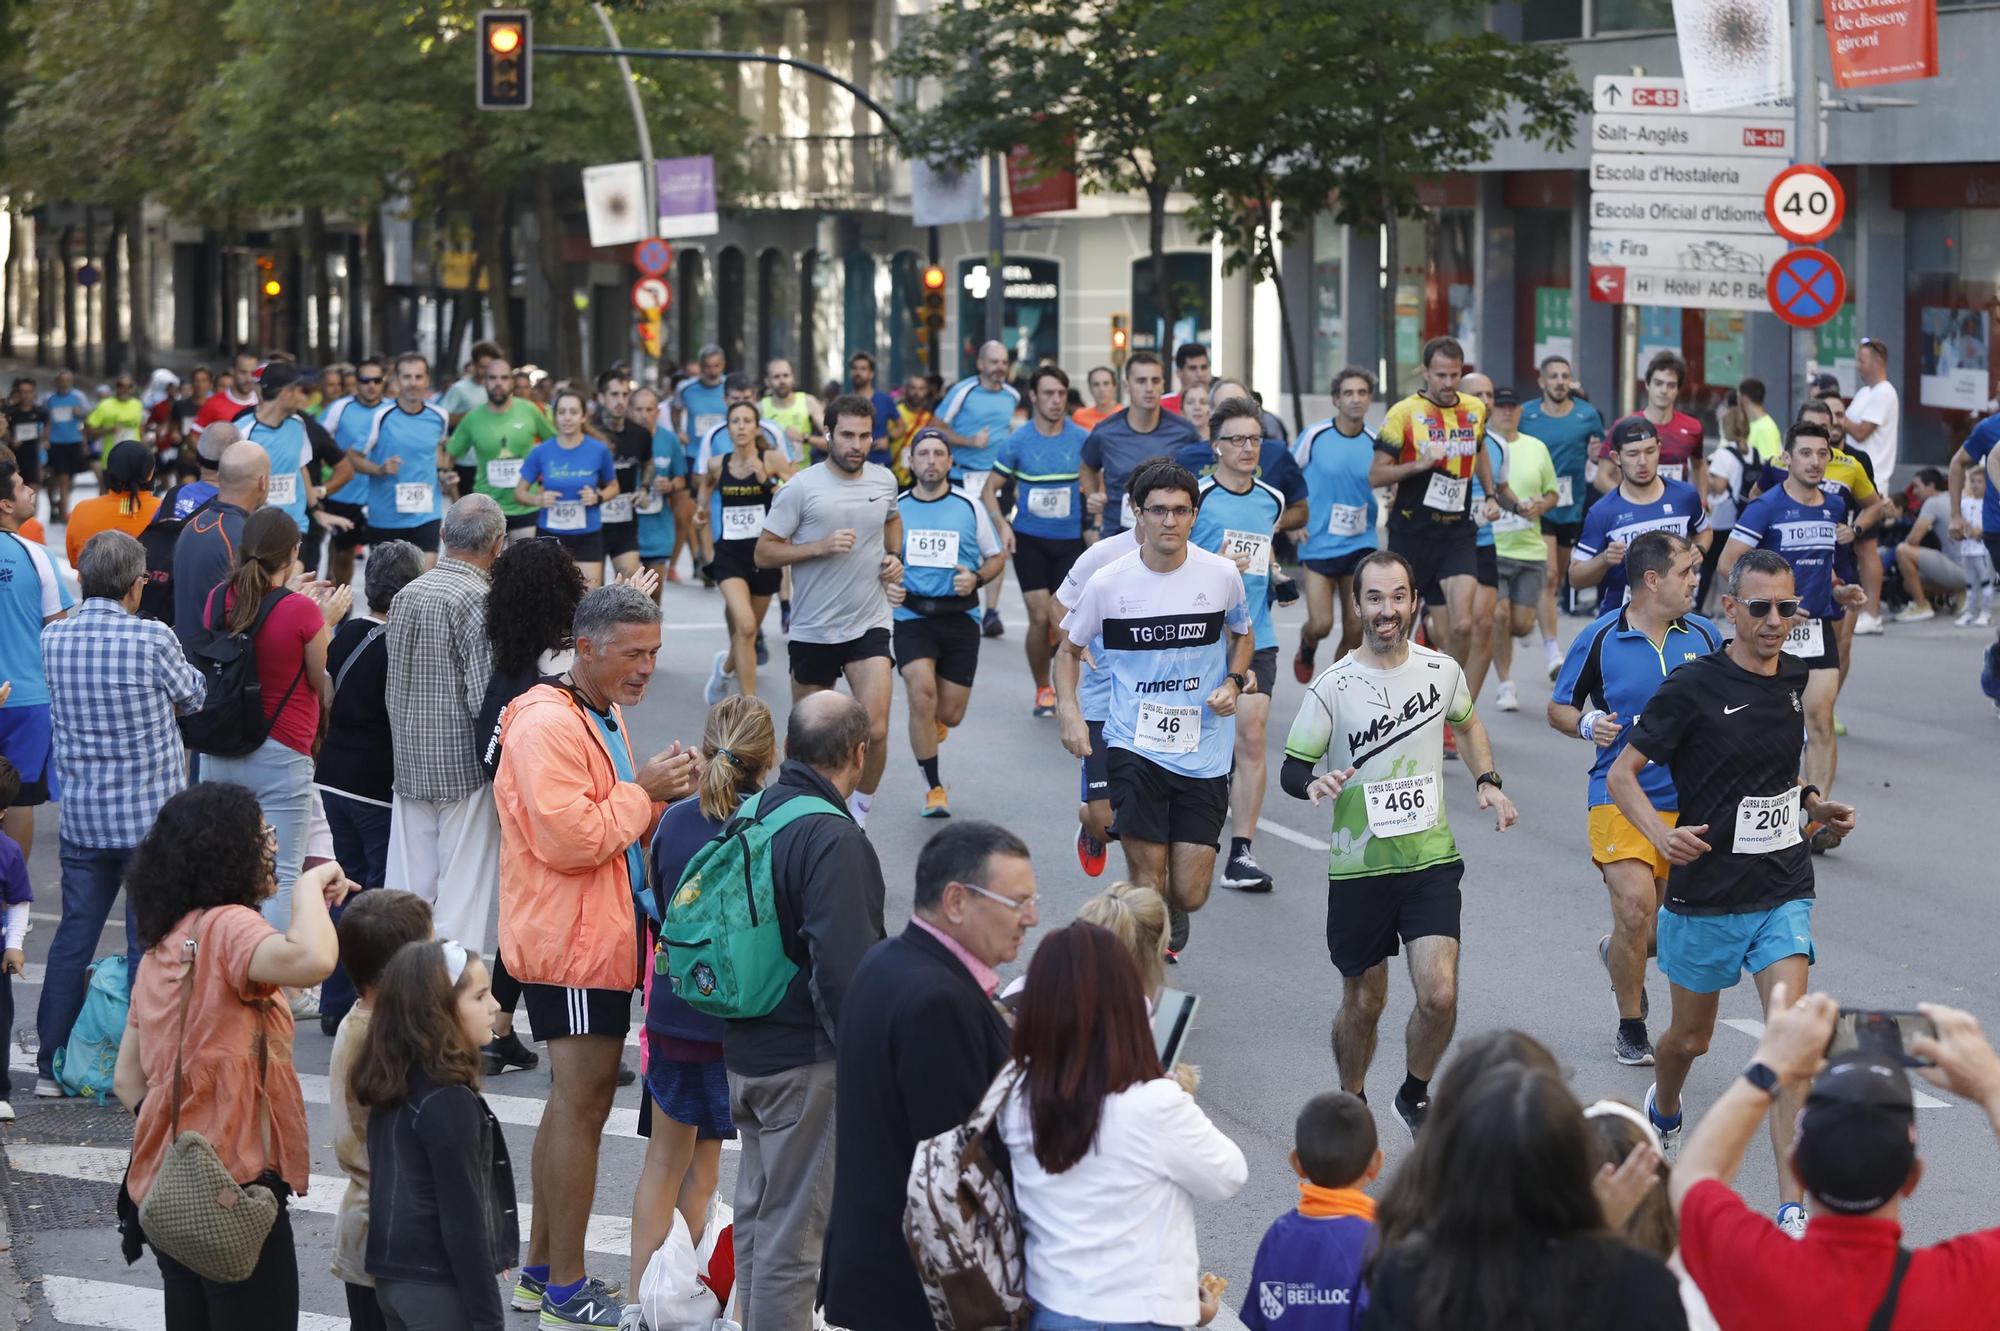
left=1298, top=1182, right=1376, bottom=1220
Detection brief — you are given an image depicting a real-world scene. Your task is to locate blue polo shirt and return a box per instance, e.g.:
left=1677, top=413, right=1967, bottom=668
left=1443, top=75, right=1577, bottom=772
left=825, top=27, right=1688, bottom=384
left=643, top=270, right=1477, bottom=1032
left=1573, top=478, right=1707, bottom=608
left=1554, top=607, right=1722, bottom=809
left=362, top=401, right=451, bottom=531
left=935, top=377, right=1020, bottom=476
left=1519, top=396, right=1606, bottom=527
left=993, top=420, right=1088, bottom=541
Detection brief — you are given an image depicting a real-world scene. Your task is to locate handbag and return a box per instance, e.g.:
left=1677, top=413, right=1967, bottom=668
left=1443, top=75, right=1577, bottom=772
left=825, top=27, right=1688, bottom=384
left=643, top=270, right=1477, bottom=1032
left=135, top=924, right=280, bottom=1283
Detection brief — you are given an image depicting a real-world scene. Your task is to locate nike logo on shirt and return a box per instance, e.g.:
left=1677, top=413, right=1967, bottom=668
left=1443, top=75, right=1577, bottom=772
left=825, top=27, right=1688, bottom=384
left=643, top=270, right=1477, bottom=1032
left=1723, top=703, right=1750, bottom=715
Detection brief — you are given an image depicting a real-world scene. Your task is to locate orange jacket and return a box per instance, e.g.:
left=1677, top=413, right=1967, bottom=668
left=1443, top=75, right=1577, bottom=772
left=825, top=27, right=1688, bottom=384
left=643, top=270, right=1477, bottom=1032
left=494, top=684, right=662, bottom=992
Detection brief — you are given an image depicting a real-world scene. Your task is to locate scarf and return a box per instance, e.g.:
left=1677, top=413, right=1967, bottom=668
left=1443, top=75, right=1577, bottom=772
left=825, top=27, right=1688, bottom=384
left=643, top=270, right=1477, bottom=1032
left=1298, top=1182, right=1376, bottom=1220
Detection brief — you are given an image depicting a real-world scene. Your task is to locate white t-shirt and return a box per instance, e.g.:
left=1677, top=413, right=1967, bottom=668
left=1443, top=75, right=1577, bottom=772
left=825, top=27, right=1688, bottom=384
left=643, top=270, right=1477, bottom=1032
left=1846, top=380, right=1899, bottom=480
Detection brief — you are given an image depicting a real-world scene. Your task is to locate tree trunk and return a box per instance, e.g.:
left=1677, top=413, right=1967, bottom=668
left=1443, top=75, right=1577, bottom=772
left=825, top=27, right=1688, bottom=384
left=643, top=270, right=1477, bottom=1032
left=130, top=208, right=153, bottom=374
left=83, top=209, right=99, bottom=376
left=219, top=225, right=238, bottom=354
left=1264, top=214, right=1307, bottom=435
left=476, top=194, right=516, bottom=360
left=1, top=210, right=14, bottom=360
left=104, top=208, right=126, bottom=378
left=60, top=226, right=78, bottom=369
left=535, top=168, right=581, bottom=376
left=363, top=217, right=390, bottom=358
left=1146, top=181, right=1179, bottom=363
left=303, top=206, right=330, bottom=364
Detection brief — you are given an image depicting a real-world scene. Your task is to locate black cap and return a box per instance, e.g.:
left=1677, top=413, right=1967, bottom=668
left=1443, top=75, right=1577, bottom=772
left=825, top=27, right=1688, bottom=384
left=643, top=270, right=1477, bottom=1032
left=1811, top=372, right=1842, bottom=397
left=1492, top=386, right=1521, bottom=408
left=1793, top=1052, right=1916, bottom=1215
left=256, top=361, right=304, bottom=395
left=1609, top=415, right=1659, bottom=449
left=910, top=426, right=950, bottom=450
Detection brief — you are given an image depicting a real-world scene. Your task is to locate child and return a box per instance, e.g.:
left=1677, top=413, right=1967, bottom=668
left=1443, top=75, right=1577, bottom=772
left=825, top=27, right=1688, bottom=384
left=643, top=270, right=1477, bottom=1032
left=0, top=757, right=28, bottom=1121
left=1239, top=1090, right=1382, bottom=1331
left=327, top=890, right=435, bottom=1331
left=352, top=940, right=516, bottom=1331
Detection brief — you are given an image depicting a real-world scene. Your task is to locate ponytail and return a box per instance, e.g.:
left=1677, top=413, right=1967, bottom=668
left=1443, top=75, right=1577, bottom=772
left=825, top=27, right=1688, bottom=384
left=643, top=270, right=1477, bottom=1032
left=223, top=507, right=303, bottom=635
left=698, top=693, right=777, bottom=822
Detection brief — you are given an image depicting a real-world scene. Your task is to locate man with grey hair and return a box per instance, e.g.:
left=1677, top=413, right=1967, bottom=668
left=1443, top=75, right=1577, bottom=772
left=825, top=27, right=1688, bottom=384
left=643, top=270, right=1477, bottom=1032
left=171, top=438, right=270, bottom=645
left=385, top=494, right=507, bottom=949
left=496, top=582, right=697, bottom=1324
left=936, top=339, right=1022, bottom=636
left=674, top=341, right=729, bottom=439
left=38, top=530, right=205, bottom=1097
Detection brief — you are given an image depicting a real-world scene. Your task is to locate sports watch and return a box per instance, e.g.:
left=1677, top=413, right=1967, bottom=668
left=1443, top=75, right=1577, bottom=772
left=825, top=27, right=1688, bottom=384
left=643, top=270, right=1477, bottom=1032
left=1741, top=1061, right=1780, bottom=1098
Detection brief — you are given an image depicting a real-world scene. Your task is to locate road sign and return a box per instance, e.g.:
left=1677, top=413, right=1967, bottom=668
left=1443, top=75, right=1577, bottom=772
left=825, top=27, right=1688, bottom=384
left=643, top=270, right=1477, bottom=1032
left=1593, top=75, right=1790, bottom=118
left=1588, top=267, right=1625, bottom=303
left=1589, top=154, right=1783, bottom=197
left=633, top=238, right=672, bottom=278
left=1592, top=114, right=1790, bottom=159
left=1590, top=265, right=1768, bottom=311
left=75, top=264, right=100, bottom=289
left=1590, top=192, right=1771, bottom=235
left=631, top=276, right=672, bottom=313
left=1588, top=230, right=1790, bottom=273
left=1767, top=249, right=1846, bottom=328
left=1764, top=165, right=1846, bottom=246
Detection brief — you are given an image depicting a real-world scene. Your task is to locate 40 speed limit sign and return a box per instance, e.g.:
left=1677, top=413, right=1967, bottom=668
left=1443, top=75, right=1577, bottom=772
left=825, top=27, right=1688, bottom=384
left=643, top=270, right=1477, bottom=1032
left=1764, top=164, right=1846, bottom=246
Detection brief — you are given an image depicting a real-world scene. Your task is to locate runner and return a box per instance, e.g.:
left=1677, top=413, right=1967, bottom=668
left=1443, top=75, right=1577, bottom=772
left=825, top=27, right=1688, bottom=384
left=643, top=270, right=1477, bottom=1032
left=514, top=387, right=619, bottom=586
left=441, top=339, right=504, bottom=496
left=934, top=340, right=1021, bottom=638
left=1611, top=547, right=1858, bottom=1240
left=672, top=342, right=728, bottom=440
left=42, top=368, right=90, bottom=523
left=760, top=357, right=825, bottom=465
left=697, top=400, right=793, bottom=702
left=696, top=373, right=789, bottom=611
left=1280, top=549, right=1517, bottom=1134
left=754, top=394, right=903, bottom=827
left=1949, top=406, right=2000, bottom=626
left=1072, top=364, right=1120, bottom=431
left=315, top=358, right=389, bottom=591
left=888, top=372, right=936, bottom=481
left=1056, top=459, right=1253, bottom=960
left=1718, top=420, right=1858, bottom=849
left=444, top=353, right=551, bottom=553
left=1607, top=351, right=1708, bottom=502
left=1520, top=355, right=1607, bottom=676
left=1485, top=386, right=1561, bottom=712
left=353, top=353, right=452, bottom=566
left=1292, top=367, right=1381, bottom=681
left=593, top=368, right=651, bottom=585
left=628, top=385, right=689, bottom=587
left=1160, top=342, right=1210, bottom=416
left=1568, top=417, right=1709, bottom=613
left=848, top=350, right=897, bottom=466
left=894, top=429, right=1004, bottom=817
left=240, top=361, right=331, bottom=551
left=1739, top=376, right=1783, bottom=463
left=1455, top=373, right=1508, bottom=709
left=192, top=351, right=259, bottom=431
left=1052, top=514, right=1143, bottom=882
left=984, top=365, right=1089, bottom=717
left=3, top=378, right=47, bottom=489
left=1550, top=531, right=1721, bottom=1067
left=83, top=374, right=144, bottom=488
left=1080, top=351, right=1200, bottom=537
left=1192, top=397, right=1304, bottom=893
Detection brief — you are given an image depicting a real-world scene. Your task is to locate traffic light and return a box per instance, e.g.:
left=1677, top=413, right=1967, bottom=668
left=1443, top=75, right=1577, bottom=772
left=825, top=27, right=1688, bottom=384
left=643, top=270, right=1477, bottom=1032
left=257, top=255, right=281, bottom=300
left=920, top=265, right=947, bottom=370
left=262, top=278, right=283, bottom=299
left=1110, top=312, right=1130, bottom=368
left=477, top=10, right=532, bottom=110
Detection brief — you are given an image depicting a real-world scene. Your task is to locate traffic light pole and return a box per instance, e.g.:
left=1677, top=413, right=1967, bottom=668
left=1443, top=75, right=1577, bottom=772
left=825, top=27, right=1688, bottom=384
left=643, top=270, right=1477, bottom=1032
left=586, top=7, right=658, bottom=374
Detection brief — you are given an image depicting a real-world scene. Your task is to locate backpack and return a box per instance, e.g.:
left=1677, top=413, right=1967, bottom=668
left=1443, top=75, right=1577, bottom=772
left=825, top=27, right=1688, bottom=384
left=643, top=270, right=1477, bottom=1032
left=51, top=953, right=130, bottom=1102
left=178, top=587, right=306, bottom=758
left=137, top=490, right=219, bottom=625
left=661, top=787, right=846, bottom=1018
left=903, top=1065, right=1029, bottom=1331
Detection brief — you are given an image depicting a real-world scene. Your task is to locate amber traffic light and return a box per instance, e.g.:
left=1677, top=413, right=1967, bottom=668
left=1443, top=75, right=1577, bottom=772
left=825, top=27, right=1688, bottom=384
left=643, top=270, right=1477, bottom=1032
left=262, top=278, right=283, bottom=299
left=1110, top=312, right=1131, bottom=366
left=922, top=264, right=946, bottom=293
left=478, top=10, right=533, bottom=110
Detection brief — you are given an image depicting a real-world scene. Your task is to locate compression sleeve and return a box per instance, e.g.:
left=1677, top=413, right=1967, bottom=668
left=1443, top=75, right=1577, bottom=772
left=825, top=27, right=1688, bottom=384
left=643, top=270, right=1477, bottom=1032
left=1280, top=756, right=1317, bottom=801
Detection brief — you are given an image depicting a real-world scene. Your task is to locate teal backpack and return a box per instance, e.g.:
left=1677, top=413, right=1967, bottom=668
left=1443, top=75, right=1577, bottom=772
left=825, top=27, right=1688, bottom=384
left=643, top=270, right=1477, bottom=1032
left=53, top=953, right=130, bottom=1102
left=663, top=788, right=847, bottom=1019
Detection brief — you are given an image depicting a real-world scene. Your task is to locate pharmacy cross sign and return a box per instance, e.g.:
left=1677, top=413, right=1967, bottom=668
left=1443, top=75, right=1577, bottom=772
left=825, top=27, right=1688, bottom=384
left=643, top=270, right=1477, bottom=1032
left=1766, top=248, right=1846, bottom=328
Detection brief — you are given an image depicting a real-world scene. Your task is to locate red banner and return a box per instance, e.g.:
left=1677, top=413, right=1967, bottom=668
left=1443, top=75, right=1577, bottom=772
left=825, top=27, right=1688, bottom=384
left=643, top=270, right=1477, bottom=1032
left=1823, top=0, right=1938, bottom=89
left=1005, top=144, right=1078, bottom=217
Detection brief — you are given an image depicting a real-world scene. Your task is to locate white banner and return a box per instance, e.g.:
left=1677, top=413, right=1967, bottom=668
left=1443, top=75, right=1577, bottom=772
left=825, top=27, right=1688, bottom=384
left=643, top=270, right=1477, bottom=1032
left=1672, top=0, right=1793, bottom=113
left=911, top=160, right=984, bottom=228
left=583, top=161, right=648, bottom=248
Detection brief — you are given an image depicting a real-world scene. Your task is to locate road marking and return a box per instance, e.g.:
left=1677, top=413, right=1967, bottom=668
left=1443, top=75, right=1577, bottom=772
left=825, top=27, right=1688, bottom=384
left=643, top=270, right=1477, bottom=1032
left=1256, top=817, right=1329, bottom=851
left=41, top=1274, right=351, bottom=1331
left=1718, top=1018, right=1949, bottom=1109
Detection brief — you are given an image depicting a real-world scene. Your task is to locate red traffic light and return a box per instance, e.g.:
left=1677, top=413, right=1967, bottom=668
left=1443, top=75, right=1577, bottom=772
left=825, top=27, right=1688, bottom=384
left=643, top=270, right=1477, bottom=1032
left=487, top=22, right=522, bottom=55
left=922, top=265, right=946, bottom=293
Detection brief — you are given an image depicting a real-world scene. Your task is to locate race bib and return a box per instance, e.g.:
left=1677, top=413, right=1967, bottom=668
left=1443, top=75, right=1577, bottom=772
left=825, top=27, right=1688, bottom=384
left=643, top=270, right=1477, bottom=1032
left=1423, top=472, right=1469, bottom=513
left=486, top=457, right=523, bottom=488
left=1364, top=772, right=1441, bottom=839
left=1135, top=701, right=1200, bottom=755
left=1557, top=475, right=1575, bottom=507
left=546, top=501, right=586, bottom=532
left=1119, top=492, right=1137, bottom=529
left=602, top=494, right=635, bottom=524
left=721, top=505, right=765, bottom=540
left=1733, top=788, right=1802, bottom=855
left=634, top=488, right=665, bottom=515
left=694, top=413, right=723, bottom=436
left=395, top=482, right=434, bottom=515
left=1027, top=486, right=1072, bottom=520
left=1493, top=510, right=1533, bottom=534
left=113, top=427, right=139, bottom=444
left=12, top=421, right=37, bottom=443
left=1220, top=529, right=1272, bottom=578
left=50, top=406, right=72, bottom=424
left=268, top=472, right=299, bottom=507
left=1782, top=618, right=1825, bottom=659
left=1328, top=503, right=1368, bottom=537
left=1658, top=463, right=1685, bottom=482
left=907, top=528, right=961, bottom=569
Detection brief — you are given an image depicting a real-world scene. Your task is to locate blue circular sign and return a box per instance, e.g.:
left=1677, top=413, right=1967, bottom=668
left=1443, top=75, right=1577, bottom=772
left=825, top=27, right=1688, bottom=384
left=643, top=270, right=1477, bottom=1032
left=633, top=238, right=671, bottom=278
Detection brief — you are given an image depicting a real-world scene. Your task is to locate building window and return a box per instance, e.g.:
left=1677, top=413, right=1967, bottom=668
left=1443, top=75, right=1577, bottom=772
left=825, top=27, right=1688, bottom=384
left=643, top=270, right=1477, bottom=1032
left=956, top=255, right=1061, bottom=379
left=717, top=247, right=746, bottom=370
left=676, top=249, right=708, bottom=366
left=1310, top=214, right=1345, bottom=394
left=888, top=252, right=921, bottom=384
left=1130, top=254, right=1213, bottom=357
left=1592, top=0, right=1674, bottom=34
left=1521, top=0, right=1584, bottom=40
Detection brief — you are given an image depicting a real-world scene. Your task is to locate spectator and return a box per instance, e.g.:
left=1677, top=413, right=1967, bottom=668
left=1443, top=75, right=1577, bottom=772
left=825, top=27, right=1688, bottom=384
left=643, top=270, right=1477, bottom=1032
left=384, top=494, right=505, bottom=951
left=1672, top=987, right=2000, bottom=1326
left=327, top=890, right=435, bottom=1331
left=1239, top=1091, right=1381, bottom=1331
left=1584, top=1102, right=1718, bottom=1331
left=313, top=539, right=426, bottom=1032
left=999, top=921, right=1247, bottom=1331
left=494, top=584, right=695, bottom=1327
left=474, top=537, right=586, bottom=1076
left=1364, top=1059, right=1686, bottom=1330
left=724, top=691, right=888, bottom=1328
left=199, top=509, right=351, bottom=957
left=36, top=531, right=205, bottom=1098
left=823, top=820, right=1038, bottom=1329
left=113, top=783, right=358, bottom=1325
left=65, top=440, right=160, bottom=566
left=0, top=759, right=30, bottom=1121
left=1075, top=880, right=1168, bottom=1005
left=172, top=439, right=270, bottom=646
left=624, top=694, right=774, bottom=1316
left=352, top=939, right=516, bottom=1331
left=1893, top=467, right=1968, bottom=623
left=0, top=457, right=71, bottom=858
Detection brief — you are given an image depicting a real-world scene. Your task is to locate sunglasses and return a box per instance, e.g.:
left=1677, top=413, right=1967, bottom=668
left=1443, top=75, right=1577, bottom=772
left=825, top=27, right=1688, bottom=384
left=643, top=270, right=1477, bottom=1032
left=356, top=375, right=385, bottom=385
left=1738, top=597, right=1801, bottom=620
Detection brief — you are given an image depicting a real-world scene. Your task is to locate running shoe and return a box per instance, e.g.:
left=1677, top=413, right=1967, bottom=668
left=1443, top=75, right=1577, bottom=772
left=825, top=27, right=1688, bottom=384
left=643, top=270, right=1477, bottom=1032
left=512, top=1271, right=546, bottom=1312
left=288, top=986, right=321, bottom=1020
left=1392, top=1088, right=1429, bottom=1139
left=702, top=649, right=733, bottom=706
left=1598, top=934, right=1648, bottom=1020
left=936, top=720, right=950, bottom=745
left=1957, top=607, right=1977, bottom=628
left=755, top=632, right=769, bottom=665
left=1495, top=680, right=1519, bottom=712
left=664, top=565, right=681, bottom=585
left=1545, top=639, right=1564, bottom=680
left=1644, top=1083, right=1683, bottom=1162
left=1832, top=714, right=1847, bottom=737
left=1166, top=899, right=1190, bottom=962
left=33, top=1077, right=61, bottom=1099
left=1895, top=606, right=1936, bottom=624
left=541, top=1277, right=624, bottom=1327
left=1776, top=1202, right=1809, bottom=1240
left=0, top=1100, right=13, bottom=1122
left=618, top=1306, right=645, bottom=1331
left=922, top=786, right=951, bottom=818
left=1293, top=643, right=1316, bottom=684
left=983, top=608, right=1005, bottom=639
left=1033, top=685, right=1057, bottom=718
left=482, top=1030, right=540, bottom=1076
left=1614, top=1027, right=1655, bottom=1067
left=1221, top=845, right=1274, bottom=893
left=1442, top=725, right=1458, bottom=760
left=1075, top=824, right=1107, bottom=877
left=1979, top=610, right=1994, bottom=628
left=617, top=1060, right=636, bottom=1088
left=1853, top=610, right=1885, bottom=636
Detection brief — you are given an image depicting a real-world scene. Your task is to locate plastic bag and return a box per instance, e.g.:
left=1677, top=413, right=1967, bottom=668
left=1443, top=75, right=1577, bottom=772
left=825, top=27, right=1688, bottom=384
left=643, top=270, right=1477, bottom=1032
left=639, top=1203, right=736, bottom=1331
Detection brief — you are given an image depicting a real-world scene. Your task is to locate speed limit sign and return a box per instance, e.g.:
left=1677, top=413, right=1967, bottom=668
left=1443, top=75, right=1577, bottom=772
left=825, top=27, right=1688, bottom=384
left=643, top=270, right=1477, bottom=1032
left=1765, top=165, right=1846, bottom=246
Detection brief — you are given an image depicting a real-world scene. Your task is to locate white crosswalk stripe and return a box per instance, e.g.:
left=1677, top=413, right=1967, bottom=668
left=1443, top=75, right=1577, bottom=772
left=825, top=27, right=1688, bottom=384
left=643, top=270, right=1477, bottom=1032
left=41, top=1275, right=351, bottom=1330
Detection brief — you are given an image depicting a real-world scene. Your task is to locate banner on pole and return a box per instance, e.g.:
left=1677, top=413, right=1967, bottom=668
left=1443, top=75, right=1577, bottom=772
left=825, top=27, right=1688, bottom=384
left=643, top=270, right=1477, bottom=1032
left=583, top=161, right=648, bottom=248
left=1005, top=144, right=1078, bottom=217
left=1823, top=0, right=1939, bottom=88
left=656, top=156, right=718, bottom=239
left=1671, top=0, right=1793, bottom=112
left=911, top=160, right=984, bottom=228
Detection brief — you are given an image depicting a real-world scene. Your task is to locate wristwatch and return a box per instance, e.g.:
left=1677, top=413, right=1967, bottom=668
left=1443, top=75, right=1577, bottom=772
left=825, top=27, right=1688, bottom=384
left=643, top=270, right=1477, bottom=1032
left=1741, top=1061, right=1780, bottom=1098
left=1226, top=671, right=1248, bottom=691
left=1475, top=770, right=1503, bottom=791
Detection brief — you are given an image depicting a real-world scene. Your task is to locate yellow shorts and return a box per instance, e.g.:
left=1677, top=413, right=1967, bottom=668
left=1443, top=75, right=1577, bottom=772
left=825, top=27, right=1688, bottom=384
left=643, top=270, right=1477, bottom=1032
left=1588, top=804, right=1677, bottom=879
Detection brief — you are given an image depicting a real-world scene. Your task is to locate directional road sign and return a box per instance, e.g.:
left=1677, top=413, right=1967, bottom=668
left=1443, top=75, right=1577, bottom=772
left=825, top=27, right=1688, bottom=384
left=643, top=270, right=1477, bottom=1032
left=1764, top=165, right=1846, bottom=246
left=1590, top=192, right=1771, bottom=235
left=1767, top=249, right=1846, bottom=328
left=1592, top=114, right=1791, bottom=158
left=1588, top=231, right=1790, bottom=273
left=1589, top=153, right=1785, bottom=196
left=1593, top=75, right=1790, bottom=117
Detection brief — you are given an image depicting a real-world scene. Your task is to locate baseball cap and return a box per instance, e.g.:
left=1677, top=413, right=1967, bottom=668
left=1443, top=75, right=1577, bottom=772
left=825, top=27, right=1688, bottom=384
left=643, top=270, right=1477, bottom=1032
left=1493, top=386, right=1522, bottom=408
left=1793, top=1051, right=1917, bottom=1214
left=909, top=426, right=950, bottom=450
left=1811, top=372, right=1842, bottom=397
left=1609, top=416, right=1659, bottom=449
left=256, top=361, right=304, bottom=395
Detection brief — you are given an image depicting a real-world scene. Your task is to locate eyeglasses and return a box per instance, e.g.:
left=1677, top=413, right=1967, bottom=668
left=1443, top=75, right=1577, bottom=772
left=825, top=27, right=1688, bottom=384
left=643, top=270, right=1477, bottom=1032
left=959, top=881, right=1038, bottom=916
left=1215, top=432, right=1263, bottom=447
left=1739, top=597, right=1801, bottom=620
left=1142, top=504, right=1195, bottom=521
left=356, top=375, right=385, bottom=385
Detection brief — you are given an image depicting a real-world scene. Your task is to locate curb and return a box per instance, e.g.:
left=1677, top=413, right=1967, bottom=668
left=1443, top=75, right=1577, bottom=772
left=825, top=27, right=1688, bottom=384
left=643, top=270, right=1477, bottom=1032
left=0, top=1188, right=20, bottom=1326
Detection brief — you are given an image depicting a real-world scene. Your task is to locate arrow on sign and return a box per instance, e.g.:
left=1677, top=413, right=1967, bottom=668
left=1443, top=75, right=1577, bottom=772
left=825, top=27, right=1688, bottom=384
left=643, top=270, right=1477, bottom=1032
left=1589, top=266, right=1626, bottom=304
left=1604, top=84, right=1622, bottom=106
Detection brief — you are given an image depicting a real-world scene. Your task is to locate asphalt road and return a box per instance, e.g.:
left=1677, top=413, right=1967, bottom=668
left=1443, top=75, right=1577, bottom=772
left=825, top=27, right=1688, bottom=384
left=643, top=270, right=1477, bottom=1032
left=2, top=552, right=1996, bottom=1329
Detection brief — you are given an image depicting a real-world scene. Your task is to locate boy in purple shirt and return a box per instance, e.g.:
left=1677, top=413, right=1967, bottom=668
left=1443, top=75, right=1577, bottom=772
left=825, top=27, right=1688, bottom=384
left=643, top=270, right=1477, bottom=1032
left=0, top=757, right=35, bottom=1119
left=1241, top=1091, right=1381, bottom=1330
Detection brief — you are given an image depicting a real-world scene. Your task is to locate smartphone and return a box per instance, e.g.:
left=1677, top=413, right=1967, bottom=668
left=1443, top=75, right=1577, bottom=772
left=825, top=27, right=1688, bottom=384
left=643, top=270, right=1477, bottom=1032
left=1827, top=1008, right=1937, bottom=1068
left=1153, top=987, right=1200, bottom=1070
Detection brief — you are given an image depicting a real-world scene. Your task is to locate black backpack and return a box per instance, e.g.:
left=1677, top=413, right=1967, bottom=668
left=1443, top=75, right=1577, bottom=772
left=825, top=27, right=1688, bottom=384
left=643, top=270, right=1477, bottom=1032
left=138, top=489, right=219, bottom=626
left=178, top=586, right=306, bottom=757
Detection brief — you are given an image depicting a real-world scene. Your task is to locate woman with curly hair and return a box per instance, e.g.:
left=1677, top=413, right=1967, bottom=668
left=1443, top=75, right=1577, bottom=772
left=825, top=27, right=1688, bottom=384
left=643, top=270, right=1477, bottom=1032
left=113, top=782, right=359, bottom=1325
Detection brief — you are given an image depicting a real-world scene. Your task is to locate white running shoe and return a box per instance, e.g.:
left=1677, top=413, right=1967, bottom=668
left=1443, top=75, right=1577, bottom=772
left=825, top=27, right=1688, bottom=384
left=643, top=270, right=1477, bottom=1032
left=1495, top=680, right=1519, bottom=712
left=1544, top=639, right=1564, bottom=680
left=1978, top=610, right=1993, bottom=628
left=702, top=649, right=734, bottom=706
left=1644, top=1083, right=1683, bottom=1162
left=1894, top=606, right=1935, bottom=624
left=1853, top=611, right=1885, bottom=635
left=1958, top=607, right=1977, bottom=628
